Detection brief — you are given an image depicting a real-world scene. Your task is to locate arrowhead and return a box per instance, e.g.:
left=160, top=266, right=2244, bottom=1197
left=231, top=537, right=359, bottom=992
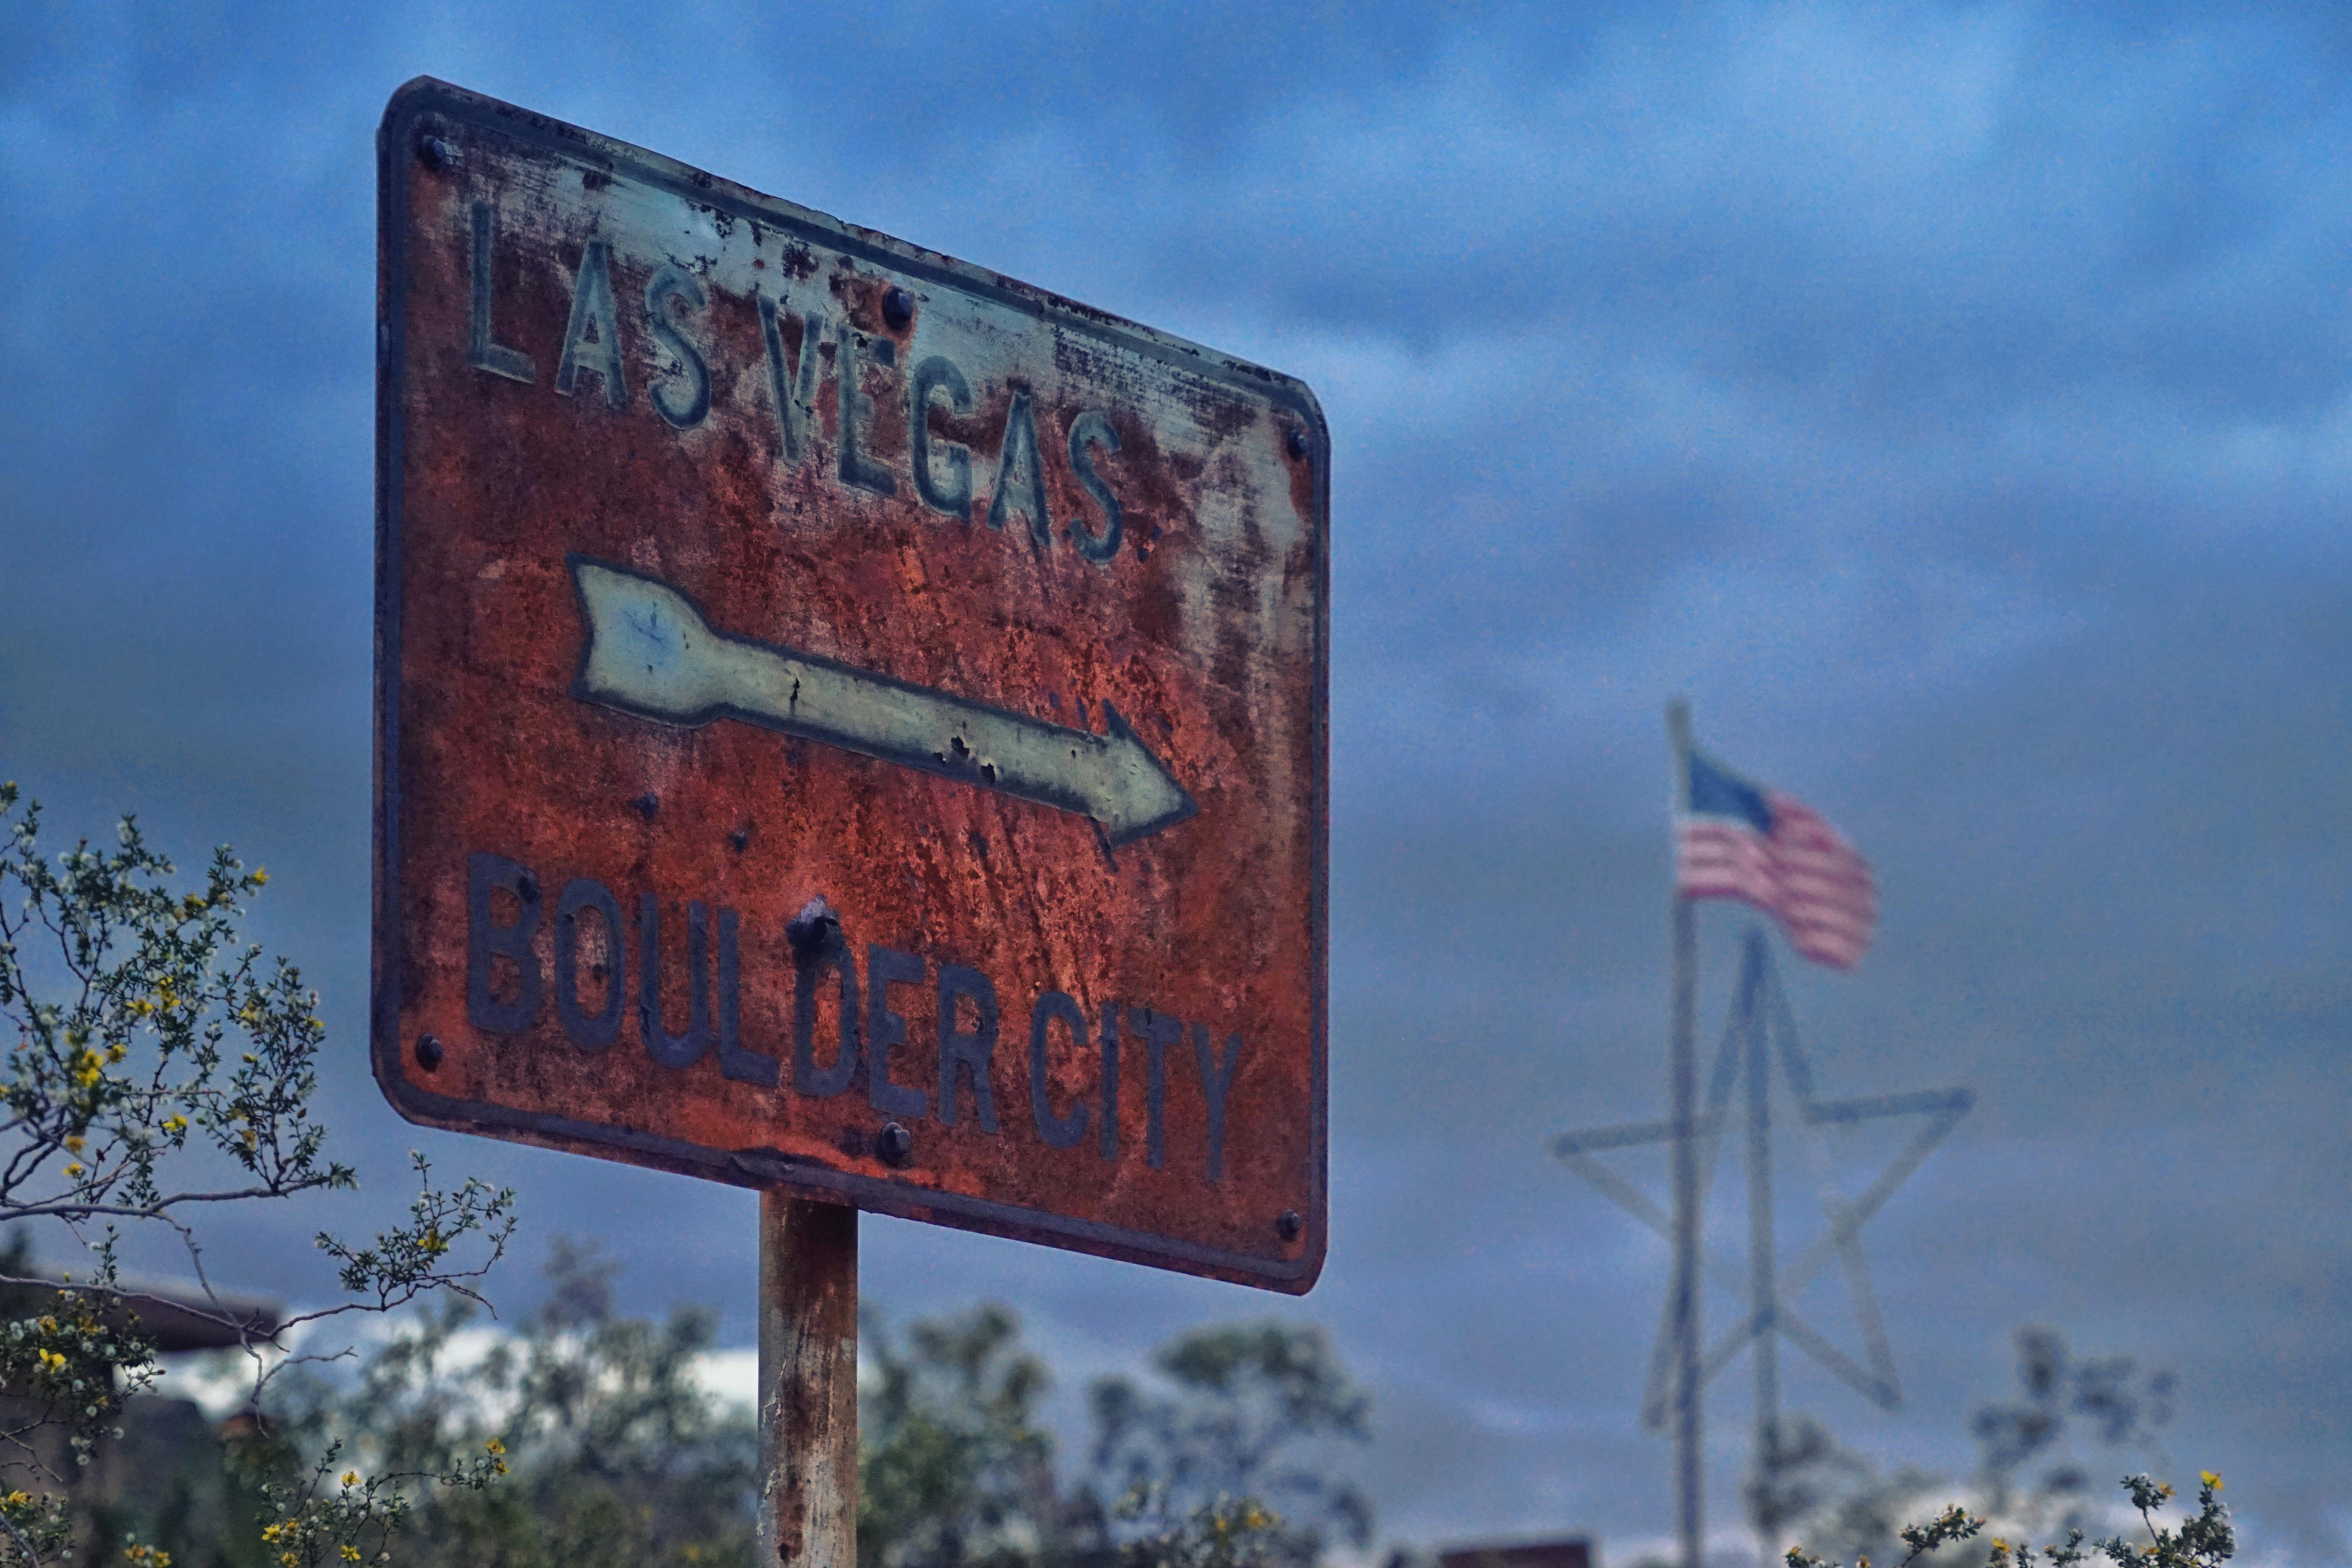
left=571, top=557, right=726, bottom=724
left=1093, top=703, right=1198, bottom=848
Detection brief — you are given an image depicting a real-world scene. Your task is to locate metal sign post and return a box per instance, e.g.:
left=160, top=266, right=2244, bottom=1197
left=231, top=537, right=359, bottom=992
left=372, top=77, right=1332, bottom=1568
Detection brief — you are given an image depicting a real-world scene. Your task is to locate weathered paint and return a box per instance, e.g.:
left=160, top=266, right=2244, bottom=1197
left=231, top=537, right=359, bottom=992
left=374, top=80, right=1328, bottom=1291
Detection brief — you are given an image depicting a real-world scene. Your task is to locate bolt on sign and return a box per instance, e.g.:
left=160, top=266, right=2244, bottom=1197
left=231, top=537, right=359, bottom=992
left=373, top=80, right=1328, bottom=1291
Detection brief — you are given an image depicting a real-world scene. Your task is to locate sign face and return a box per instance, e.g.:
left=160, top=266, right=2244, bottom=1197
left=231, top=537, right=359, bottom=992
left=372, top=80, right=1327, bottom=1291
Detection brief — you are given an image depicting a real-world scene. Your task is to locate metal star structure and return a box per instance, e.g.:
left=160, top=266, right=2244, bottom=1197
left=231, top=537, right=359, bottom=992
left=1554, top=926, right=1971, bottom=1497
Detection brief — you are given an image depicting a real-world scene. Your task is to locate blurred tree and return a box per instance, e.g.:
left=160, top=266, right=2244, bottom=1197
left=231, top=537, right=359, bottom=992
left=1084, top=1323, right=1374, bottom=1568
left=1969, top=1328, right=2175, bottom=1506
left=1746, top=1414, right=1872, bottom=1559
left=858, top=1303, right=1063, bottom=1568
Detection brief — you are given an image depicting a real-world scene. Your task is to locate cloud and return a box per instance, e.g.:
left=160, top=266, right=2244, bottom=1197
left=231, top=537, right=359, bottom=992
left=0, top=0, right=2346, bottom=1557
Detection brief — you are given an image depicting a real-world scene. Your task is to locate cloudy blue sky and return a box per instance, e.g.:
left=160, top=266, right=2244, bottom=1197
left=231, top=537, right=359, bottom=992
left=4, top=2, right=2348, bottom=1561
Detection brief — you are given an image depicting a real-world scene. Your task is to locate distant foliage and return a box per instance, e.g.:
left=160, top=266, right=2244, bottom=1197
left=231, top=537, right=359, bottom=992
left=1085, top=1323, right=1375, bottom=1568
left=1746, top=1413, right=1874, bottom=1556
left=1755, top=1328, right=2178, bottom=1568
left=1968, top=1330, right=2174, bottom=1504
left=0, top=790, right=512, bottom=1568
left=860, top=1305, right=1373, bottom=1568
left=860, top=1303, right=1061, bottom=1568
left=253, top=1240, right=755, bottom=1568
left=1785, top=1470, right=2232, bottom=1568
left=256, top=1256, right=1368, bottom=1568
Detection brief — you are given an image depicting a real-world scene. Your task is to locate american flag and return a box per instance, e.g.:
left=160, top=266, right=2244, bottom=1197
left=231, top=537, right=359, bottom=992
left=1677, top=746, right=1877, bottom=970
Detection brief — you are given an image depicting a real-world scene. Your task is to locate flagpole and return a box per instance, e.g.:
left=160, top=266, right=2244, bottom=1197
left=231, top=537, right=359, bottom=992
left=1667, top=698, right=1702, bottom=1568
left=1742, top=929, right=1781, bottom=1568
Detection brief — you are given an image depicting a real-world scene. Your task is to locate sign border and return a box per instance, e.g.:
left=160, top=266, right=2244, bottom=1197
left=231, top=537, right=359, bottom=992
left=372, top=78, right=1330, bottom=1291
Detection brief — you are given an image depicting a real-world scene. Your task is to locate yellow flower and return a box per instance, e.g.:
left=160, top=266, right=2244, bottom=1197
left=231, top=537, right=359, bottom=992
left=261, top=1526, right=282, bottom=1543
left=162, top=1116, right=187, bottom=1135
left=62, top=1163, right=83, bottom=1179
left=105, top=1044, right=125, bottom=1063
left=64, top=1136, right=82, bottom=1153
left=484, top=1437, right=505, bottom=1456
left=341, top=1472, right=358, bottom=1487
left=2201, top=1470, right=2224, bottom=1492
left=3, top=1490, right=30, bottom=1508
left=252, top=869, right=269, bottom=884
left=341, top=1549, right=361, bottom=1562
left=38, top=1349, right=67, bottom=1373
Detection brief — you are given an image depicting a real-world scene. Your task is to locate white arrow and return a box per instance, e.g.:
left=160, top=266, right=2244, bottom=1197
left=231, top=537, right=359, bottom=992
left=569, top=557, right=1198, bottom=847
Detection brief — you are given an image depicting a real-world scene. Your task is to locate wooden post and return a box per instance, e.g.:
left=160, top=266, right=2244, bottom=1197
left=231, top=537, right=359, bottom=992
left=758, top=1194, right=859, bottom=1568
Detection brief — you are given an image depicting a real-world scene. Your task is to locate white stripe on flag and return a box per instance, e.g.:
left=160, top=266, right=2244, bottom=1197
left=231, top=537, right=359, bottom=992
left=1675, top=791, right=1875, bottom=969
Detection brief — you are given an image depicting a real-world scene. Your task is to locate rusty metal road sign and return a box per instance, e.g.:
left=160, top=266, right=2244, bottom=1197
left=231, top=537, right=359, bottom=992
left=372, top=80, right=1327, bottom=1291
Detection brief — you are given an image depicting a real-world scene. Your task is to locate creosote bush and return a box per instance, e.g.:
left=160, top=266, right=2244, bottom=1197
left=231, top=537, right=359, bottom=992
left=0, top=788, right=514, bottom=1568
left=249, top=1240, right=753, bottom=1568
left=1787, top=1471, right=2233, bottom=1568
left=1753, top=1328, right=2185, bottom=1568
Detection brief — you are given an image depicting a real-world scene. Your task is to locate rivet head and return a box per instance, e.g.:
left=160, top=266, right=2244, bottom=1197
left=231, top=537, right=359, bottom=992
left=877, top=1121, right=914, bottom=1167
left=786, top=896, right=842, bottom=956
left=1284, top=426, right=1310, bottom=460
left=882, top=286, right=915, bottom=329
left=416, top=1034, right=444, bottom=1071
left=1277, top=1209, right=1303, bottom=1240
left=417, top=134, right=458, bottom=171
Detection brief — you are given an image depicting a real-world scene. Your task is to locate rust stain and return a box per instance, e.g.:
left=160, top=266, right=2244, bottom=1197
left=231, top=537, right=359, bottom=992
left=374, top=79, right=1327, bottom=1291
